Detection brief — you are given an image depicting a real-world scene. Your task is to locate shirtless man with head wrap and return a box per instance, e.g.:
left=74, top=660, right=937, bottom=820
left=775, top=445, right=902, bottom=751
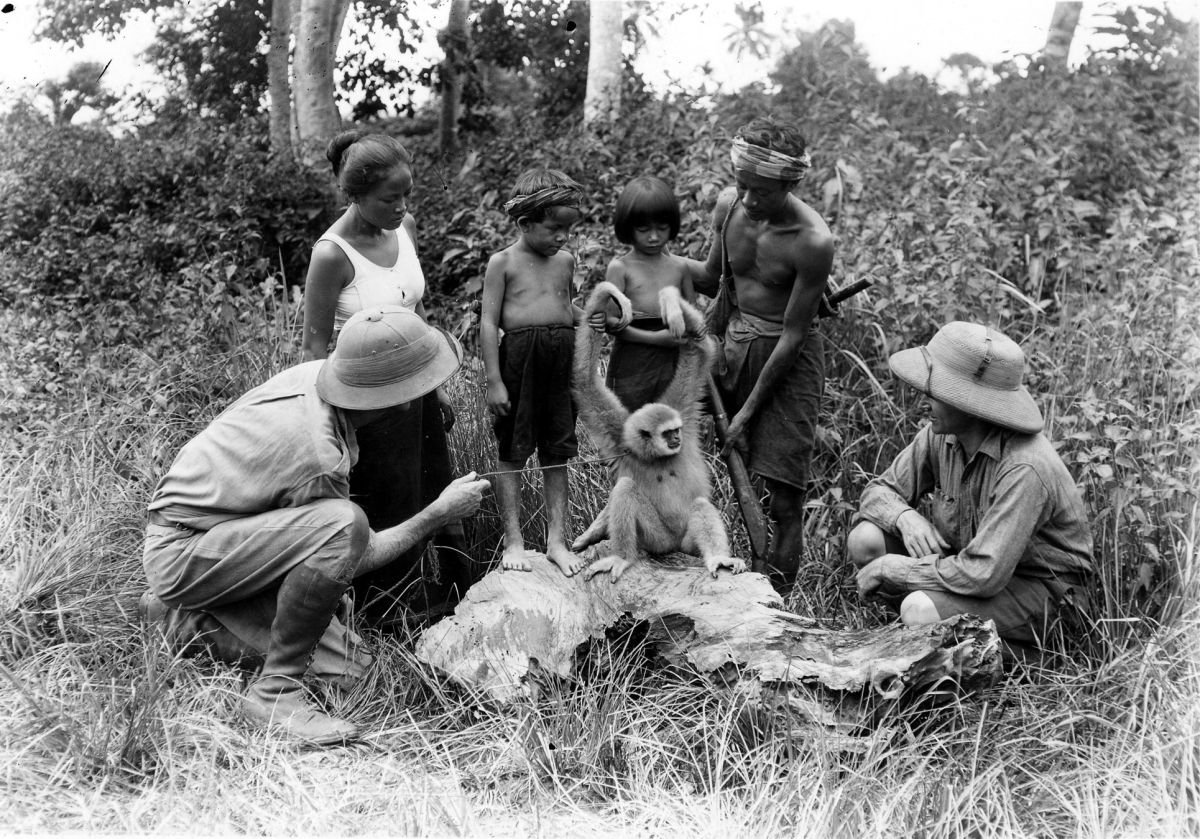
left=696, top=116, right=835, bottom=595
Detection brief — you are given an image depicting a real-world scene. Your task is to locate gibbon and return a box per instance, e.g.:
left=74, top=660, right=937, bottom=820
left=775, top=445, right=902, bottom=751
left=572, top=281, right=746, bottom=581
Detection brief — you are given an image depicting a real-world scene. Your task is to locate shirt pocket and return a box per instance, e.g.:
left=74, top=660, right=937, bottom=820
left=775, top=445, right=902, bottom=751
left=930, top=488, right=959, bottom=552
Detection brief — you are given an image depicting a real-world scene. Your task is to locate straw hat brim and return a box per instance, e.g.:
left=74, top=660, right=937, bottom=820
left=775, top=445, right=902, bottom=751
left=889, top=346, right=1044, bottom=434
left=316, top=330, right=463, bottom=411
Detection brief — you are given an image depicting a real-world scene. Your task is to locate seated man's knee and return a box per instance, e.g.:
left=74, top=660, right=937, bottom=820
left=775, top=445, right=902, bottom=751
left=899, top=591, right=942, bottom=627
left=313, top=498, right=370, bottom=558
left=846, top=521, right=887, bottom=567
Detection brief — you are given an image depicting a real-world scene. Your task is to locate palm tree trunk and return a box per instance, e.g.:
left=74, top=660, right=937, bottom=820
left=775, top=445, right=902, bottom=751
left=1045, top=2, right=1083, bottom=72
left=438, top=0, right=471, bottom=154
left=584, top=0, right=623, bottom=129
left=267, top=0, right=293, bottom=159
left=294, top=0, right=350, bottom=167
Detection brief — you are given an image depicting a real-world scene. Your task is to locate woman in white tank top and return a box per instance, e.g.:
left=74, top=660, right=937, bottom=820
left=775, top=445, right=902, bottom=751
left=301, top=131, right=472, bottom=626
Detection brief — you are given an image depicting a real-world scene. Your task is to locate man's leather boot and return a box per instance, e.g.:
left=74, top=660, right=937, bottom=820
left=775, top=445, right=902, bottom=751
left=241, top=565, right=358, bottom=746
left=139, top=589, right=263, bottom=669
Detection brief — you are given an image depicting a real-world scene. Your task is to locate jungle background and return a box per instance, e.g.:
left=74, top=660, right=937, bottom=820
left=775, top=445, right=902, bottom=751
left=0, top=1, right=1197, bottom=835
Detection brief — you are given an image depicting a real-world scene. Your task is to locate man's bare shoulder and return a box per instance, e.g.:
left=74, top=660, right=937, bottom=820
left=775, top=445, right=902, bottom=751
left=788, top=198, right=835, bottom=257
left=792, top=227, right=835, bottom=282
left=711, top=186, right=739, bottom=227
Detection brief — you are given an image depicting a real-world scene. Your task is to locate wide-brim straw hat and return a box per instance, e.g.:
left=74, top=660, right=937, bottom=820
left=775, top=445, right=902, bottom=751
left=317, top=306, right=463, bottom=410
left=888, top=321, right=1044, bottom=434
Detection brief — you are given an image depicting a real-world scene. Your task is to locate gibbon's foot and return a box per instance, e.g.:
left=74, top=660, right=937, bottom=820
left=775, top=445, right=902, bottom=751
left=546, top=543, right=586, bottom=577
left=570, top=529, right=603, bottom=552
left=706, top=555, right=747, bottom=578
left=501, top=546, right=537, bottom=572
left=583, top=554, right=634, bottom=583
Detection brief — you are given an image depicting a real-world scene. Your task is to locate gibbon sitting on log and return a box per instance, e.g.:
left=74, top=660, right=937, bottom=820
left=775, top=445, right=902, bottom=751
left=572, top=281, right=746, bottom=581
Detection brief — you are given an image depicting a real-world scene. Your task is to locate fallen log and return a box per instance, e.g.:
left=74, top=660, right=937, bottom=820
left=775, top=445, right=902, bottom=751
left=415, top=548, right=1002, bottom=730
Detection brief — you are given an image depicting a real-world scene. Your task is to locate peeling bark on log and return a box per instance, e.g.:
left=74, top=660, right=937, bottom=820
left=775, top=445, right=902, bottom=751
left=416, top=547, right=1002, bottom=728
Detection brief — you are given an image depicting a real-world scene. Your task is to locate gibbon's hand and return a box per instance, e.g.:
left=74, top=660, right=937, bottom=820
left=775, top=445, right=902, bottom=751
left=896, top=509, right=951, bottom=558
left=486, top=381, right=511, bottom=417
left=436, top=472, right=491, bottom=522
left=437, top=390, right=456, bottom=431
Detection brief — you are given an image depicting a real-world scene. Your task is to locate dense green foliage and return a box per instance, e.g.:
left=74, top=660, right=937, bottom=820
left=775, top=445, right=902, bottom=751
left=0, top=7, right=1197, bottom=834
left=2, top=7, right=1196, bottom=608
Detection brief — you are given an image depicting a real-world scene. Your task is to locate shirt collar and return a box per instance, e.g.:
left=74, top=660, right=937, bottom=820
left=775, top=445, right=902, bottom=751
left=978, top=426, right=1005, bottom=461
left=940, top=427, right=1008, bottom=465
left=945, top=425, right=1006, bottom=464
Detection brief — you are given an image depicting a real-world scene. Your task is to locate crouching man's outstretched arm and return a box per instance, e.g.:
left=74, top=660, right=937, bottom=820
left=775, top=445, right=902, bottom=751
left=355, top=472, right=490, bottom=576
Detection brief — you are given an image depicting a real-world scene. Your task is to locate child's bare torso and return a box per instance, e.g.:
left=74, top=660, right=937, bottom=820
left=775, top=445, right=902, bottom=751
left=497, top=242, right=577, bottom=331
left=615, top=251, right=687, bottom=318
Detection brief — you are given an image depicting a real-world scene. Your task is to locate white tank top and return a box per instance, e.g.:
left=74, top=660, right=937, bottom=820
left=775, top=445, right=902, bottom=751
left=317, top=228, right=426, bottom=332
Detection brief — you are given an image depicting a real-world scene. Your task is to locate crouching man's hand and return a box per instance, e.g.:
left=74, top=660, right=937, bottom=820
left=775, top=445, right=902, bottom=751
left=436, top=472, right=491, bottom=523
left=895, top=509, right=951, bottom=559
left=856, top=554, right=921, bottom=601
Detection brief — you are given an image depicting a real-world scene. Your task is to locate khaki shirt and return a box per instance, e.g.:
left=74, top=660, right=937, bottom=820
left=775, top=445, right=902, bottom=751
left=148, top=361, right=359, bottom=531
left=858, top=424, right=1094, bottom=597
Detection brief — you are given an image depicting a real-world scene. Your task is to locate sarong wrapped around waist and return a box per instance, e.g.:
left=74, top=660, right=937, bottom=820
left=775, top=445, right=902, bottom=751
left=720, top=312, right=824, bottom=491
left=606, top=317, right=679, bottom=411
left=719, top=311, right=784, bottom=391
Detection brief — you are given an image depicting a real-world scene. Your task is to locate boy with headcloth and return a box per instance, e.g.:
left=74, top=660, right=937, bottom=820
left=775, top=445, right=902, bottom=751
left=695, top=116, right=835, bottom=595
left=479, top=168, right=609, bottom=577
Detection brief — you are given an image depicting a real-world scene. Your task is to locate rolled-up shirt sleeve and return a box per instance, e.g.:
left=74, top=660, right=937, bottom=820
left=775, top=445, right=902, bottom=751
left=858, top=425, right=938, bottom=531
left=886, top=461, right=1052, bottom=598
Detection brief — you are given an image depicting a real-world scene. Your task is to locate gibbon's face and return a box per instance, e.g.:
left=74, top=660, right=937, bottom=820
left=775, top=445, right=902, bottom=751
left=625, top=404, right=683, bottom=459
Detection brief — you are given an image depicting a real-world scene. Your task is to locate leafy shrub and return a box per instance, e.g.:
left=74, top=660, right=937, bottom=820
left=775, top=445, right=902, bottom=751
left=0, top=3, right=1195, bottom=630
left=0, top=110, right=332, bottom=308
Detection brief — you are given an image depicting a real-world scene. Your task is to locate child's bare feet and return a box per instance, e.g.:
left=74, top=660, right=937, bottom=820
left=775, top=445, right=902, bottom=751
left=501, top=545, right=536, bottom=572
left=546, top=543, right=585, bottom=577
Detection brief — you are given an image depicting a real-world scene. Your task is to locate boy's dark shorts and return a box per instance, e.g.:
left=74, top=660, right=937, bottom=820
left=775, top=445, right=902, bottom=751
left=494, top=325, right=578, bottom=463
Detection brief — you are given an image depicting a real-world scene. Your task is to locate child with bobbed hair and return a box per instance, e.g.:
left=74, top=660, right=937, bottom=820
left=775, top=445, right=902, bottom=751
left=602, top=175, right=707, bottom=411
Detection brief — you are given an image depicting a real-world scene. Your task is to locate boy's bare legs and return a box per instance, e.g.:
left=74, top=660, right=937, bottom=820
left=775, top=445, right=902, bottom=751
left=542, top=458, right=585, bottom=576
left=496, top=462, right=533, bottom=571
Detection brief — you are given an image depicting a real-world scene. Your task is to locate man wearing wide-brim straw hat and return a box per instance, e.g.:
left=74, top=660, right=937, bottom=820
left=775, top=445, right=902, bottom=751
left=848, top=321, right=1094, bottom=652
left=140, top=306, right=490, bottom=745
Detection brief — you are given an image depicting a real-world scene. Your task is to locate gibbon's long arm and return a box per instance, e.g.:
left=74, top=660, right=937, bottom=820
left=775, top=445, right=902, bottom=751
left=573, top=282, right=634, bottom=456
left=655, top=287, right=715, bottom=429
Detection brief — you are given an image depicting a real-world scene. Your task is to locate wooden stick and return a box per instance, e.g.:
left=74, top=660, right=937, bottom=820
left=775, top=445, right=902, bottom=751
left=706, top=373, right=769, bottom=562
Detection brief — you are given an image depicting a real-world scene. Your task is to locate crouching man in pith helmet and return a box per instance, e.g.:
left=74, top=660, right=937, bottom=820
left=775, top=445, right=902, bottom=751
left=848, top=322, right=1095, bottom=654
left=140, top=306, right=490, bottom=745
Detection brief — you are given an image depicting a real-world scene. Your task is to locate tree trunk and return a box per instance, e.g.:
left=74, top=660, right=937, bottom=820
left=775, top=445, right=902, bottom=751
left=1044, top=2, right=1082, bottom=72
left=416, top=550, right=1002, bottom=737
left=583, top=0, right=623, bottom=129
left=294, top=0, right=350, bottom=167
left=438, top=0, right=471, bottom=155
left=267, top=0, right=293, bottom=159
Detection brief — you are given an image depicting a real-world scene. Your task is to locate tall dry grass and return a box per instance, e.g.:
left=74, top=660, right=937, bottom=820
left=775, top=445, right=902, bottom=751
left=0, top=260, right=1196, bottom=835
